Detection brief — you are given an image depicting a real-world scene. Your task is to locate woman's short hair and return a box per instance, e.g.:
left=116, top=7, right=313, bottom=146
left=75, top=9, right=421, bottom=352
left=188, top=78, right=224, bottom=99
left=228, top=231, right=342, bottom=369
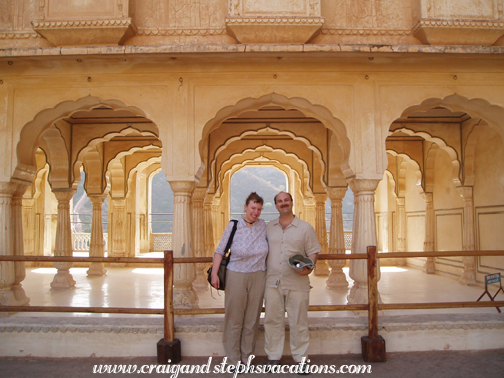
left=245, top=192, right=264, bottom=205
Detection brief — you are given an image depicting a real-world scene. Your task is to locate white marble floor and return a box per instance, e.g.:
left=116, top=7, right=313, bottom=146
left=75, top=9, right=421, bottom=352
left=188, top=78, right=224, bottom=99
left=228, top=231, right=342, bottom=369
left=13, top=257, right=501, bottom=319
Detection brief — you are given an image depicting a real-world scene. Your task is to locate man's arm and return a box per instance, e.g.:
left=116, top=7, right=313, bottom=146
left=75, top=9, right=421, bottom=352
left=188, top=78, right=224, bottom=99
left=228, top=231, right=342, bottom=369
left=294, top=253, right=318, bottom=276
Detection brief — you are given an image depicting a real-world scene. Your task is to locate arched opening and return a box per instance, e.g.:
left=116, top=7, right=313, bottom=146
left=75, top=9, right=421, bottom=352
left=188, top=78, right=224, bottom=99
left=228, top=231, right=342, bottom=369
left=230, top=166, right=287, bottom=223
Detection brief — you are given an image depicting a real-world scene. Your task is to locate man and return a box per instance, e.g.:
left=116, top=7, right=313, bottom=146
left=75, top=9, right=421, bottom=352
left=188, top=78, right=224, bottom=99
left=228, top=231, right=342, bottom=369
left=264, top=191, right=321, bottom=373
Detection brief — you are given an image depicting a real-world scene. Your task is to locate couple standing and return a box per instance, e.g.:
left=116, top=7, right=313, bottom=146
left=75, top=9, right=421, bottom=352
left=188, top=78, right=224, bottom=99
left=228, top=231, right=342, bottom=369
left=210, top=191, right=321, bottom=372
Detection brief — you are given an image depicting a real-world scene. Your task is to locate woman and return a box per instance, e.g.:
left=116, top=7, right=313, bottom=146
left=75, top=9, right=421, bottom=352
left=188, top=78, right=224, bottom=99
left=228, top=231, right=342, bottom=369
left=210, top=192, right=268, bottom=367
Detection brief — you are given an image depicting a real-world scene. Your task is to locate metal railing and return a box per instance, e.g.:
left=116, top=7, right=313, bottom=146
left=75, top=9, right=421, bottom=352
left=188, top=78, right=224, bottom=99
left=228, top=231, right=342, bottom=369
left=1, top=249, right=503, bottom=362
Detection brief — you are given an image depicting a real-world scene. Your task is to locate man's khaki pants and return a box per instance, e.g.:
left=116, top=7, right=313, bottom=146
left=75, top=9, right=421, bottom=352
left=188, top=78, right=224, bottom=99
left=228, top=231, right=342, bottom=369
left=264, top=283, right=310, bottom=363
left=223, top=269, right=266, bottom=365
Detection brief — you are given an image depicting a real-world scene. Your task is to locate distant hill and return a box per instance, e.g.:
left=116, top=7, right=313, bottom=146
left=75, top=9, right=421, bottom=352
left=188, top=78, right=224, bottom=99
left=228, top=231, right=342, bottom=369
left=72, top=169, right=354, bottom=233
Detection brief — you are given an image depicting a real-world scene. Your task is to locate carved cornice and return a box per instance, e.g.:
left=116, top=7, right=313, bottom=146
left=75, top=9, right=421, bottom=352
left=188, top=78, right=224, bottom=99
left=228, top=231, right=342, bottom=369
left=226, top=16, right=324, bottom=25
left=32, top=19, right=134, bottom=30
left=321, top=29, right=411, bottom=36
left=0, top=32, right=41, bottom=40
left=137, top=28, right=227, bottom=37
left=412, top=19, right=504, bottom=34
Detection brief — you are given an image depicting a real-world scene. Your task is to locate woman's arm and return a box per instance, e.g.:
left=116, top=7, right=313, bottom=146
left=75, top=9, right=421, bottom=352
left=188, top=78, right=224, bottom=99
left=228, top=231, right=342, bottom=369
left=210, top=252, right=224, bottom=289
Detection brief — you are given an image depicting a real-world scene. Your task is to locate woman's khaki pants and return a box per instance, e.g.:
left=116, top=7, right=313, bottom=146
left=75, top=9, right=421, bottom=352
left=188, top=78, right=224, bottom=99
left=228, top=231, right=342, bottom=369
left=223, top=269, right=266, bottom=365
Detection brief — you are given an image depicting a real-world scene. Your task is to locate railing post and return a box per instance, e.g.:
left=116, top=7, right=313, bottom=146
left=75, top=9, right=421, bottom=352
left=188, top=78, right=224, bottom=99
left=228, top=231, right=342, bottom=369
left=361, top=245, right=386, bottom=362
left=157, top=250, right=182, bottom=364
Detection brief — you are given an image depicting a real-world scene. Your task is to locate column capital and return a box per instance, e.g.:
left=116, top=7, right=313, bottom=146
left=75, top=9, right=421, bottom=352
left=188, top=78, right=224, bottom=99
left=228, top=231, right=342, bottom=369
left=457, top=186, right=473, bottom=200
left=0, top=181, right=17, bottom=196
left=348, top=178, right=380, bottom=194
left=327, top=187, right=347, bottom=201
left=88, top=193, right=108, bottom=205
left=314, top=193, right=327, bottom=204
left=396, top=196, right=405, bottom=207
left=52, top=189, right=75, bottom=202
left=169, top=180, right=195, bottom=195
left=192, top=187, right=207, bottom=202
left=422, top=192, right=433, bottom=204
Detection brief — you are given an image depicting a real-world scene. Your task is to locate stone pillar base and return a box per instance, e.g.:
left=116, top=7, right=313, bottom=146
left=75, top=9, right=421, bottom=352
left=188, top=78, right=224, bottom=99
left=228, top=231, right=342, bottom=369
left=314, top=261, right=330, bottom=276
left=0, top=289, right=17, bottom=306
left=422, top=258, right=435, bottom=274
left=459, top=270, right=476, bottom=286
left=361, top=335, right=386, bottom=362
left=11, top=284, right=30, bottom=305
left=157, top=338, right=182, bottom=364
left=192, top=267, right=209, bottom=292
left=174, top=287, right=199, bottom=309
left=347, top=283, right=368, bottom=305
left=50, top=271, right=76, bottom=289
left=87, top=263, right=107, bottom=277
left=326, top=271, right=349, bottom=289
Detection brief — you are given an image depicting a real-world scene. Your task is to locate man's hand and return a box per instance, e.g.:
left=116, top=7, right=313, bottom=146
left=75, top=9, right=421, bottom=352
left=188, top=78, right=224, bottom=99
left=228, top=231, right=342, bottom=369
left=294, top=266, right=313, bottom=276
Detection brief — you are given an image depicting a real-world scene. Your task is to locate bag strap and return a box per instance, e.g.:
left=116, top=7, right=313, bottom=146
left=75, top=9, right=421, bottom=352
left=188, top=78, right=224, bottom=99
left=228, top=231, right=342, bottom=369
left=224, top=220, right=238, bottom=256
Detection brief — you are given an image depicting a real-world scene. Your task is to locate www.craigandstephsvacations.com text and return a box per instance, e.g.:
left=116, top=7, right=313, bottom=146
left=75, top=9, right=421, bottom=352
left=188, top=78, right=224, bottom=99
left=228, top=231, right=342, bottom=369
left=92, top=356, right=372, bottom=376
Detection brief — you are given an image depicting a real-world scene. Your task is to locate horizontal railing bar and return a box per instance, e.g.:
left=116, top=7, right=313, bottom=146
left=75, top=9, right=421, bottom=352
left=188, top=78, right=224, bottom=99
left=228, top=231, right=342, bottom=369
left=0, top=255, right=213, bottom=264
left=0, top=304, right=369, bottom=315
left=377, top=250, right=504, bottom=259
left=1, top=251, right=503, bottom=264
left=379, top=301, right=504, bottom=310
left=0, top=306, right=163, bottom=314
left=0, top=256, right=166, bottom=264
left=318, top=253, right=367, bottom=260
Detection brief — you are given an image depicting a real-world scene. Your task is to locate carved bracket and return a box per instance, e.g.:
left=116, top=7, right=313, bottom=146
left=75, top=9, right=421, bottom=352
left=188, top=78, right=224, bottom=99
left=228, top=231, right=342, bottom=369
left=31, top=19, right=136, bottom=46
left=413, top=19, right=504, bottom=46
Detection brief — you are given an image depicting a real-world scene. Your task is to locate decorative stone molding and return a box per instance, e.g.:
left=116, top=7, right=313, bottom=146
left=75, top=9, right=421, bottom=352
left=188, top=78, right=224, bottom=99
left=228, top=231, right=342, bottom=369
left=412, top=19, right=504, bottom=46
left=31, top=19, right=136, bottom=46
left=0, top=32, right=41, bottom=40
left=137, top=29, right=227, bottom=37
left=321, top=29, right=412, bottom=36
left=226, top=17, right=324, bottom=43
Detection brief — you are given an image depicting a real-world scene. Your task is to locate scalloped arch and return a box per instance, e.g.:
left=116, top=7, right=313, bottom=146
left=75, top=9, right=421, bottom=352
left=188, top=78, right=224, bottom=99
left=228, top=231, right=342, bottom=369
left=16, top=96, right=152, bottom=169
left=387, top=150, right=423, bottom=197
left=210, top=125, right=325, bottom=192
left=390, top=127, right=461, bottom=187
left=200, top=93, right=353, bottom=178
left=215, top=146, right=312, bottom=197
left=400, top=94, right=504, bottom=140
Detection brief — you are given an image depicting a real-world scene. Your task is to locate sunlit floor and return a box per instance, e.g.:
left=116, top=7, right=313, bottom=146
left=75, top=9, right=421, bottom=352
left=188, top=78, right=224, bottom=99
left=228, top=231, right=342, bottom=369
left=10, top=256, right=501, bottom=319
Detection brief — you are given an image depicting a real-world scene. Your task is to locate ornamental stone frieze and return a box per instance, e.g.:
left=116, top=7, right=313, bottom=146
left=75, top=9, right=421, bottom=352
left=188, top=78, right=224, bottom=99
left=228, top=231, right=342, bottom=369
left=225, top=0, right=324, bottom=43
left=30, top=0, right=136, bottom=46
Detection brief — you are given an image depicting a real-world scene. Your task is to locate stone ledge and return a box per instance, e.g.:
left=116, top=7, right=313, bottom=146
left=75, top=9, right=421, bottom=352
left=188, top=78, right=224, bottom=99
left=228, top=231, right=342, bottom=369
left=1, top=313, right=502, bottom=334
left=2, top=43, right=504, bottom=58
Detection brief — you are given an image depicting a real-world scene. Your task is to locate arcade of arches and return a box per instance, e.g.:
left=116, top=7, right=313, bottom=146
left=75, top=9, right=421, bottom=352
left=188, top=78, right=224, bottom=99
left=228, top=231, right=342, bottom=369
left=1, top=85, right=503, bottom=310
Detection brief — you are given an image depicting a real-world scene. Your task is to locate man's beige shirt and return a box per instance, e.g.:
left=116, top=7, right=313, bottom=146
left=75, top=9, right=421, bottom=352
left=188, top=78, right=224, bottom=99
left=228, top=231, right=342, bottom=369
left=266, top=216, right=321, bottom=292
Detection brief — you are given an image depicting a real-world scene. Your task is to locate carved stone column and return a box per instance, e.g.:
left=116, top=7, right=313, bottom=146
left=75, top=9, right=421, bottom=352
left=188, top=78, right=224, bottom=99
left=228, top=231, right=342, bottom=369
left=192, top=188, right=208, bottom=292
left=51, top=190, right=76, bottom=289
left=326, top=187, right=349, bottom=289
left=457, top=186, right=477, bottom=286
left=211, top=197, right=221, bottom=248
left=422, top=192, right=436, bottom=274
left=347, top=179, right=381, bottom=305
left=314, top=193, right=329, bottom=275
left=87, top=194, right=107, bottom=277
left=22, top=198, right=36, bottom=256
left=110, top=198, right=127, bottom=263
left=169, top=181, right=198, bottom=309
left=0, top=183, right=17, bottom=305
left=204, top=194, right=215, bottom=257
left=12, top=188, right=30, bottom=305
left=303, top=196, right=316, bottom=227
left=396, top=197, right=406, bottom=265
